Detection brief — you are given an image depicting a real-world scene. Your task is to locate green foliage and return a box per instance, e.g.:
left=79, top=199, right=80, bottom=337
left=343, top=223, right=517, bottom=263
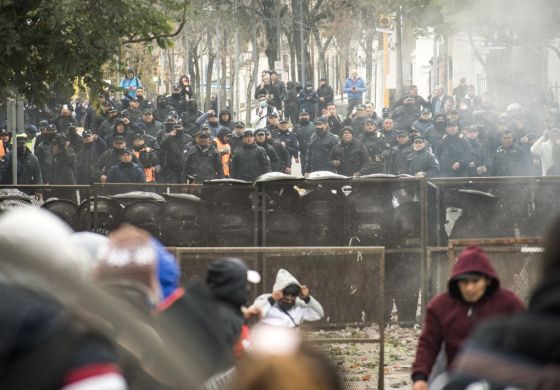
left=0, top=0, right=183, bottom=103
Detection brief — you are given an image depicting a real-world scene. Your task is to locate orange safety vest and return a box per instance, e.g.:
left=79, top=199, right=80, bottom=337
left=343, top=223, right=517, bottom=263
left=133, top=147, right=156, bottom=182
left=0, top=141, right=5, bottom=159
left=214, top=137, right=231, bottom=177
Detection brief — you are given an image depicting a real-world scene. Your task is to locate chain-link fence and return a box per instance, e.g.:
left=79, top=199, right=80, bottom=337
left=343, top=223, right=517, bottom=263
left=168, top=246, right=386, bottom=390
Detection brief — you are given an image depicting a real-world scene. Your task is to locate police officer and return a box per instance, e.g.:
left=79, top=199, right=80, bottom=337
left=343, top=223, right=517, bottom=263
left=265, top=129, right=291, bottom=174
left=358, top=119, right=392, bottom=174
left=181, top=130, right=224, bottom=183
left=271, top=117, right=299, bottom=166
left=293, top=110, right=315, bottom=172
left=230, top=129, right=271, bottom=181
left=159, top=123, right=193, bottom=183
left=329, top=126, right=368, bottom=176
left=435, top=121, right=474, bottom=177
left=490, top=130, right=532, bottom=176
left=388, top=130, right=414, bottom=175
left=255, top=129, right=279, bottom=172
left=409, top=136, right=439, bottom=177
left=304, top=117, right=339, bottom=176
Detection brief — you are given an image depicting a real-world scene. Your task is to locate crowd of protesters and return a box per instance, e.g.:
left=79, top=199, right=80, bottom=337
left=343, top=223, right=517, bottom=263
left=3, top=69, right=560, bottom=186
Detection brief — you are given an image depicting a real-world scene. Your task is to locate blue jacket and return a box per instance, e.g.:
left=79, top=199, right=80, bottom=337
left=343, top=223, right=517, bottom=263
left=119, top=76, right=142, bottom=100
left=106, top=162, right=146, bottom=183
left=343, top=77, right=367, bottom=100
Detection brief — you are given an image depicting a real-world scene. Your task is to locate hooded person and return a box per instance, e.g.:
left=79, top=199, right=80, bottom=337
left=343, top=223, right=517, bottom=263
left=206, top=258, right=261, bottom=354
left=180, top=100, right=204, bottom=137
left=445, top=217, right=560, bottom=389
left=251, top=269, right=324, bottom=328
left=411, top=246, right=525, bottom=390
left=218, top=109, right=235, bottom=131
left=214, top=127, right=232, bottom=176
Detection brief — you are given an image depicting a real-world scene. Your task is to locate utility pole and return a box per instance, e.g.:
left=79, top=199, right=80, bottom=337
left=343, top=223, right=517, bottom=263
left=299, top=0, right=305, bottom=84
left=7, top=100, right=24, bottom=185
left=234, top=1, right=240, bottom=118
left=383, top=32, right=390, bottom=107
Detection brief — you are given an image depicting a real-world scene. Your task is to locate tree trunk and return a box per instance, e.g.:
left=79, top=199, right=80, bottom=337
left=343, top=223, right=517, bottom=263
left=205, top=31, right=215, bottom=111
left=441, top=33, right=449, bottom=93
left=285, top=30, right=297, bottom=81
left=246, top=8, right=259, bottom=124
left=395, top=6, right=403, bottom=103
left=188, top=41, right=200, bottom=97
left=364, top=29, right=375, bottom=102
left=293, top=0, right=311, bottom=83
left=261, top=0, right=278, bottom=70
left=221, top=32, right=228, bottom=109
left=313, top=29, right=332, bottom=79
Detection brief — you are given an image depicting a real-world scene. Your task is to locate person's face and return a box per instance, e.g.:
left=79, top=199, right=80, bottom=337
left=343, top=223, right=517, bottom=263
left=143, top=113, right=153, bottom=122
left=351, top=70, right=358, bottom=79
left=447, top=125, right=459, bottom=136
left=501, top=133, right=514, bottom=148
left=39, top=126, right=47, bottom=134
left=397, top=134, right=409, bottom=145
left=328, top=104, right=337, bottom=115
left=365, top=104, right=375, bottom=114
left=268, top=117, right=279, bottom=126
left=262, top=75, right=270, bottom=84
left=1, top=135, right=9, bottom=142
left=444, top=100, right=454, bottom=111
left=466, top=129, right=478, bottom=139
left=383, top=119, right=394, bottom=131
left=136, top=88, right=144, bottom=97
left=413, top=139, right=425, bottom=151
left=172, top=87, right=180, bottom=95
left=458, top=276, right=490, bottom=303
left=299, top=114, right=309, bottom=122
left=255, top=133, right=266, bottom=143
left=61, top=108, right=70, bottom=116
left=421, top=112, right=431, bottom=120
left=435, top=87, right=443, bottom=96
left=280, top=292, right=297, bottom=309
left=120, top=153, right=133, bottom=163
left=243, top=134, right=255, bottom=145
left=319, top=80, right=326, bottom=86
left=83, top=135, right=93, bottom=144
left=181, top=77, right=190, bottom=85
left=234, top=126, right=244, bottom=135
left=113, top=141, right=126, bottom=149
left=197, top=135, right=210, bottom=146
left=223, top=134, right=231, bottom=143
left=116, top=124, right=125, bottom=133
left=271, top=73, right=278, bottom=82
left=208, top=115, right=217, bottom=124
left=364, top=122, right=377, bottom=133
left=127, top=72, right=134, bottom=79
left=315, top=123, right=327, bottom=135
left=133, top=138, right=144, bottom=147
left=342, top=130, right=353, bottom=143
left=221, top=113, right=230, bottom=122
left=410, top=87, right=418, bottom=97
left=130, top=100, right=139, bottom=109
left=279, top=122, right=289, bottom=131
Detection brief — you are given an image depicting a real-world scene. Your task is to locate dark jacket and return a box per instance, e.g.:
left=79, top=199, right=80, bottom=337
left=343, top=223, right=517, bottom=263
left=436, top=134, right=474, bottom=177
left=181, top=144, right=224, bottom=182
left=409, top=148, right=440, bottom=177
left=271, top=129, right=299, bottom=159
left=76, top=139, right=107, bottom=184
left=230, top=143, right=271, bottom=181
left=92, top=148, right=142, bottom=180
left=297, top=88, right=319, bottom=119
left=329, top=139, right=368, bottom=176
left=411, top=119, right=434, bottom=135
left=316, top=84, right=334, bottom=109
left=159, top=131, right=193, bottom=175
left=52, top=149, right=77, bottom=185
left=106, top=162, right=146, bottom=183
left=393, top=104, right=420, bottom=131
left=358, top=131, right=392, bottom=174
left=447, top=273, right=560, bottom=389
left=53, top=115, right=77, bottom=134
left=122, top=107, right=143, bottom=124
left=490, top=143, right=531, bottom=177
left=35, top=136, right=56, bottom=183
left=294, top=122, right=315, bottom=160
left=268, top=139, right=291, bottom=173
left=256, top=141, right=279, bottom=172
left=136, top=119, right=163, bottom=138
left=181, top=106, right=204, bottom=137
left=412, top=247, right=525, bottom=382
left=388, top=143, right=414, bottom=175
left=1, top=148, right=43, bottom=185
left=166, top=93, right=187, bottom=116
left=305, top=132, right=339, bottom=173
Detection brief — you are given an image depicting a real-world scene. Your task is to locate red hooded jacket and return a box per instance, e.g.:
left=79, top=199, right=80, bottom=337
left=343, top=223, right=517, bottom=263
left=412, top=246, right=525, bottom=382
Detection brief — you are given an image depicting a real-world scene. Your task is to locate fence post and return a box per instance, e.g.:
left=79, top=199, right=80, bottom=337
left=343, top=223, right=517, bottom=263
left=420, top=178, right=429, bottom=317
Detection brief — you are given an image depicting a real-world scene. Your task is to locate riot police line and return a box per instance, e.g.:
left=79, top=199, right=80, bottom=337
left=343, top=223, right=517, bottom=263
left=1, top=172, right=556, bottom=249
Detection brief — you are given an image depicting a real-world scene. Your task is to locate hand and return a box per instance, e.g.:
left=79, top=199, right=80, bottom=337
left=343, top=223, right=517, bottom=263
left=374, top=155, right=382, bottom=162
left=415, top=172, right=425, bottom=177
left=332, top=160, right=341, bottom=167
left=34, top=192, right=42, bottom=202
left=353, top=172, right=361, bottom=178
left=295, top=157, right=300, bottom=164
left=100, top=175, right=107, bottom=183
left=412, top=380, right=428, bottom=390
left=285, top=167, right=291, bottom=174
left=452, top=162, right=460, bottom=171
left=223, top=145, right=231, bottom=154
left=92, top=134, right=98, bottom=141
left=170, top=130, right=177, bottom=136
left=242, top=306, right=261, bottom=320
left=468, top=162, right=475, bottom=168
left=154, top=164, right=161, bottom=173
left=122, top=117, right=130, bottom=124
left=319, top=97, right=325, bottom=102
left=207, top=109, right=215, bottom=115
left=476, top=165, right=487, bottom=175
left=300, top=285, right=310, bottom=299
left=271, top=290, right=283, bottom=301
left=520, top=136, right=529, bottom=144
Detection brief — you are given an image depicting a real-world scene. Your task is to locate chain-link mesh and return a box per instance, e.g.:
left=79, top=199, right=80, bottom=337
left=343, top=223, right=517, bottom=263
left=169, top=247, right=386, bottom=390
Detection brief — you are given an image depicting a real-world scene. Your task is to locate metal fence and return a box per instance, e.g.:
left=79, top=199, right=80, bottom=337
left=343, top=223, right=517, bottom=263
left=168, top=246, right=386, bottom=390
left=1, top=175, right=556, bottom=318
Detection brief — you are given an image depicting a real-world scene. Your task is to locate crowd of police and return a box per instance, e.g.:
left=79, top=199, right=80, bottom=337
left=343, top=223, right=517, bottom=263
left=2, top=69, right=560, bottom=187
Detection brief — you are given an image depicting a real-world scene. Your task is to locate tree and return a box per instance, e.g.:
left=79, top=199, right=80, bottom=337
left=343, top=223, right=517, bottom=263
left=0, top=0, right=187, bottom=104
